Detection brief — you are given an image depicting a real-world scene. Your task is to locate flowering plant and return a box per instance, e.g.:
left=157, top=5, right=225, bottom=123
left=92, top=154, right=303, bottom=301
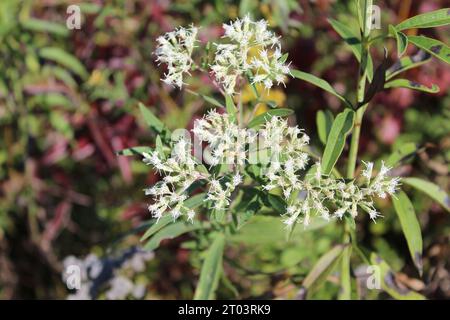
left=119, top=2, right=450, bottom=300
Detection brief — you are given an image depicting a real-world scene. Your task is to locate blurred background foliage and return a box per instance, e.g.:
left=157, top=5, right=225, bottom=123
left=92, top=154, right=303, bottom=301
left=0, top=0, right=448, bottom=299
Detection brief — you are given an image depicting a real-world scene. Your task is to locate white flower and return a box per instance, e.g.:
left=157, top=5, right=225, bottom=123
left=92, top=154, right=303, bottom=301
left=154, top=25, right=198, bottom=88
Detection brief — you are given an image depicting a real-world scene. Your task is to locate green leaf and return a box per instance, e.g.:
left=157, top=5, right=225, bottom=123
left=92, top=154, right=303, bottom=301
left=267, top=194, right=286, bottom=214
left=39, top=47, right=88, bottom=79
left=316, top=110, right=334, bottom=145
left=389, top=25, right=408, bottom=57
left=229, top=216, right=328, bottom=245
left=357, top=0, right=374, bottom=38
left=155, top=135, right=165, bottom=159
left=138, top=102, right=165, bottom=134
left=140, top=214, right=173, bottom=241
left=116, top=146, right=153, bottom=156
left=144, top=221, right=202, bottom=251
left=408, top=35, right=450, bottom=65
left=303, top=244, right=346, bottom=296
left=338, top=245, right=352, bottom=300
left=370, top=254, right=426, bottom=300
left=22, top=18, right=69, bottom=37
left=403, top=178, right=450, bottom=212
left=184, top=192, right=207, bottom=209
left=291, top=70, right=352, bottom=108
left=225, top=94, right=237, bottom=123
left=385, top=79, right=440, bottom=93
left=194, top=233, right=226, bottom=300
left=200, top=94, right=224, bottom=108
left=386, top=52, right=432, bottom=81
left=393, top=191, right=423, bottom=274
left=321, top=109, right=355, bottom=175
left=247, top=108, right=293, bottom=129
left=280, top=53, right=289, bottom=64
left=396, top=8, right=450, bottom=31
left=386, top=142, right=417, bottom=167
left=328, top=18, right=374, bottom=81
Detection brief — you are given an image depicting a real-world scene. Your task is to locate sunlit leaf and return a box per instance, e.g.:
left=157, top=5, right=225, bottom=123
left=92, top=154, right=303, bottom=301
left=396, top=8, right=450, bottom=31
left=291, top=70, right=352, bottom=108
left=385, top=79, right=440, bottom=93
left=316, top=110, right=334, bottom=145
left=393, top=191, right=423, bottom=274
left=386, top=51, right=432, bottom=81
left=116, top=146, right=153, bottom=156
left=403, top=178, right=450, bottom=212
left=247, top=108, right=293, bottom=129
left=321, top=109, right=355, bottom=175
left=408, top=36, right=450, bottom=65
left=303, top=244, right=346, bottom=296
left=194, top=233, right=226, bottom=300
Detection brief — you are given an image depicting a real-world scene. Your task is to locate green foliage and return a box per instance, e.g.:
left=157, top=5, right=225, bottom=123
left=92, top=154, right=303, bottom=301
left=393, top=191, right=423, bottom=274
left=321, top=109, right=355, bottom=175
left=194, top=233, right=226, bottom=300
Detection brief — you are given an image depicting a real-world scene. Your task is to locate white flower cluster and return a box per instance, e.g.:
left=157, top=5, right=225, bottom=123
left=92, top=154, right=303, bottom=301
left=143, top=138, right=207, bottom=222
left=143, top=112, right=400, bottom=227
left=154, top=16, right=291, bottom=94
left=192, top=109, right=254, bottom=166
left=154, top=25, right=198, bottom=88
left=211, top=15, right=291, bottom=94
left=260, top=116, right=310, bottom=199
left=279, top=161, right=401, bottom=229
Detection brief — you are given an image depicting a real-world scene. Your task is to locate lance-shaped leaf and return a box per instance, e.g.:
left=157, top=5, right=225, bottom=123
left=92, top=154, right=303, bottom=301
left=385, top=79, right=440, bottom=93
left=291, top=70, right=352, bottom=108
left=194, top=233, right=226, bottom=300
left=39, top=47, right=88, bottom=79
left=303, top=244, right=346, bottom=296
left=200, top=94, right=224, bottom=108
left=138, top=102, right=166, bottom=134
left=22, top=18, right=69, bottom=37
left=247, top=108, right=293, bottom=129
left=144, top=221, right=203, bottom=251
left=229, top=216, right=328, bottom=245
left=403, top=178, right=450, bottom=212
left=316, top=110, right=334, bottom=145
left=386, top=142, right=417, bottom=167
left=393, top=191, right=423, bottom=274
left=389, top=25, right=409, bottom=57
left=225, top=94, right=237, bottom=123
left=338, top=245, right=352, bottom=300
left=328, top=18, right=374, bottom=81
left=396, top=8, right=450, bottom=31
left=116, top=146, right=153, bottom=156
left=357, top=0, right=374, bottom=38
left=386, top=51, right=432, bottom=81
left=408, top=36, right=450, bottom=65
left=321, top=109, right=355, bottom=175
left=370, top=254, right=426, bottom=300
